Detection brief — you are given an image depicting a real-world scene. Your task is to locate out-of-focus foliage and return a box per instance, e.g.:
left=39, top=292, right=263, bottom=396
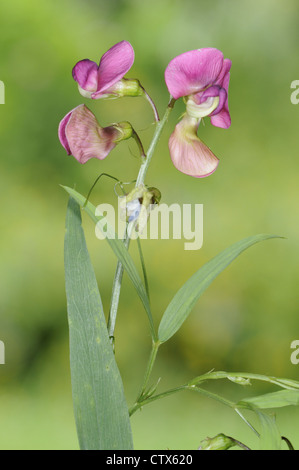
left=0, top=0, right=299, bottom=449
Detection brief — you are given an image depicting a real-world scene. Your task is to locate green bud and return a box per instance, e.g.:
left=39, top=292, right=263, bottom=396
left=119, top=184, right=161, bottom=232
left=227, top=376, right=251, bottom=386
left=147, top=187, right=162, bottom=205
left=198, top=434, right=238, bottom=451
left=109, top=78, right=144, bottom=98
left=114, top=121, right=133, bottom=141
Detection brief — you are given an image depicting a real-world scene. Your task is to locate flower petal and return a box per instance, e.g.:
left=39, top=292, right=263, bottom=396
left=194, top=85, right=221, bottom=103
left=191, top=85, right=228, bottom=121
left=169, top=116, right=219, bottom=177
left=210, top=107, right=231, bottom=129
left=93, top=41, right=135, bottom=97
left=186, top=94, right=220, bottom=119
left=210, top=71, right=231, bottom=128
left=191, top=60, right=231, bottom=128
left=208, top=87, right=227, bottom=116
left=165, top=48, right=224, bottom=99
left=214, top=58, right=231, bottom=88
left=64, top=104, right=119, bottom=164
left=72, top=59, right=98, bottom=92
left=209, top=59, right=231, bottom=127
left=58, top=108, right=75, bottom=155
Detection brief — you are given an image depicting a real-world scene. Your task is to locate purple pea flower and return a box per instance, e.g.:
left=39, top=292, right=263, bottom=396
left=165, top=48, right=231, bottom=177
left=72, top=40, right=141, bottom=100
left=168, top=115, right=219, bottom=178
left=165, top=48, right=231, bottom=128
left=58, top=104, right=132, bottom=164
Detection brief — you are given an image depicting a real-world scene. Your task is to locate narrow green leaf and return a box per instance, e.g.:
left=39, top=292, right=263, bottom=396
left=257, top=411, right=281, bottom=450
left=137, top=237, right=150, bottom=302
left=62, top=186, right=155, bottom=339
left=238, top=389, right=299, bottom=409
left=65, top=197, right=133, bottom=450
left=158, top=234, right=282, bottom=343
left=236, top=403, right=281, bottom=449
left=189, top=370, right=299, bottom=390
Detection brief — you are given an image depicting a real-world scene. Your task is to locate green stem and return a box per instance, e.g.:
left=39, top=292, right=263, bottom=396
left=130, top=379, right=259, bottom=438
left=235, top=408, right=259, bottom=437
left=137, top=340, right=161, bottom=401
left=189, top=385, right=236, bottom=408
left=138, top=81, right=160, bottom=122
left=137, top=237, right=150, bottom=302
left=83, top=173, right=120, bottom=208
left=132, top=129, right=146, bottom=158
left=228, top=437, right=251, bottom=451
left=107, top=97, right=176, bottom=341
left=188, top=370, right=299, bottom=390
left=129, top=384, right=235, bottom=417
left=107, top=233, right=131, bottom=341
left=129, top=385, right=186, bottom=417
left=135, top=97, right=176, bottom=186
left=281, top=436, right=295, bottom=451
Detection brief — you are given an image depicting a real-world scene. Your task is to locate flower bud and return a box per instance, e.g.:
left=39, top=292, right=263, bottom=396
left=227, top=376, right=251, bottom=386
left=113, top=121, right=134, bottom=141
left=119, top=184, right=161, bottom=233
left=94, top=78, right=144, bottom=99
left=198, top=434, right=238, bottom=451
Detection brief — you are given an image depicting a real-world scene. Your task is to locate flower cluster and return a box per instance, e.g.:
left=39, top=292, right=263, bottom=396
left=58, top=42, right=231, bottom=177
left=59, top=40, right=141, bottom=164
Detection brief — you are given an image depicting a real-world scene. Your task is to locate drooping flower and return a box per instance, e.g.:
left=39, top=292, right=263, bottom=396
left=165, top=48, right=231, bottom=177
left=165, top=48, right=231, bottom=128
left=72, top=40, right=142, bottom=100
left=168, top=114, right=219, bottom=178
left=58, top=104, right=132, bottom=164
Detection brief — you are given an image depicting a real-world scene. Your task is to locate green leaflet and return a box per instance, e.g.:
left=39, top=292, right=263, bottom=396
left=240, top=405, right=282, bottom=450
left=257, top=411, right=281, bottom=450
left=64, top=197, right=133, bottom=450
left=158, top=234, right=282, bottom=343
left=237, top=389, right=299, bottom=449
left=238, top=389, right=299, bottom=409
left=189, top=370, right=299, bottom=390
left=62, top=185, right=155, bottom=339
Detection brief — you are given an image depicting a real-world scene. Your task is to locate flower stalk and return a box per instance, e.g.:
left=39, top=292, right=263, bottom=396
left=107, top=97, right=176, bottom=342
left=138, top=81, right=160, bottom=122
left=136, top=340, right=161, bottom=402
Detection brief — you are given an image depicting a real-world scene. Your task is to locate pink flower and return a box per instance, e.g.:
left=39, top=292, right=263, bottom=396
left=72, top=40, right=137, bottom=99
left=168, top=115, right=219, bottom=178
left=58, top=104, right=132, bottom=164
left=165, top=48, right=231, bottom=128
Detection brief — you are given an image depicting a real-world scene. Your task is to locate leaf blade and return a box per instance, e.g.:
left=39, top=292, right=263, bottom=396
left=62, top=185, right=155, bottom=339
left=257, top=411, right=281, bottom=450
left=64, top=197, right=133, bottom=450
left=189, top=370, right=299, bottom=390
left=238, top=389, right=299, bottom=409
left=158, top=234, right=282, bottom=343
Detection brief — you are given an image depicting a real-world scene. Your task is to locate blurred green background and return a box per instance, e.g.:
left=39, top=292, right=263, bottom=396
left=1, top=0, right=299, bottom=450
